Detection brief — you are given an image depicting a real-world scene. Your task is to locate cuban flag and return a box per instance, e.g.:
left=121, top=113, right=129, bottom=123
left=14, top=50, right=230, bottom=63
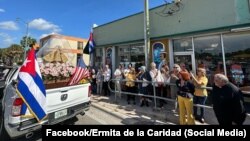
left=68, top=58, right=89, bottom=86
left=83, top=32, right=95, bottom=54
left=16, top=48, right=47, bottom=122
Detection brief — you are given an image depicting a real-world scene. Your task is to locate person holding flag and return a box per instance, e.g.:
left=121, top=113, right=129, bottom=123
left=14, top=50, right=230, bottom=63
left=16, top=48, right=47, bottom=122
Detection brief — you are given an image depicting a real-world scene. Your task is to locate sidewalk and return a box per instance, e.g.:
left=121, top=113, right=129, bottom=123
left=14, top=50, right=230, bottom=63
left=90, top=94, right=210, bottom=125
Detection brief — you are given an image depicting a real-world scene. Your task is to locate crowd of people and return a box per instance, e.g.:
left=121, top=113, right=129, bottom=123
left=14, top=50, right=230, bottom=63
left=88, top=52, right=247, bottom=125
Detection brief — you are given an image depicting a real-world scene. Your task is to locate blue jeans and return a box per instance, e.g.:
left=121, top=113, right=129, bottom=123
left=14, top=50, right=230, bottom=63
left=193, top=95, right=207, bottom=119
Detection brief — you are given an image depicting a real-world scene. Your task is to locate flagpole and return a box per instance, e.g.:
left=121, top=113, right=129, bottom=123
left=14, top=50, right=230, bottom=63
left=90, top=52, right=93, bottom=67
left=90, top=27, right=94, bottom=67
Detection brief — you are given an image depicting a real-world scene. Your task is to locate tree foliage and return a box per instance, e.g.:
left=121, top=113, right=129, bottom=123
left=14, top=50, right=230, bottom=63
left=0, top=44, right=24, bottom=65
left=20, top=36, right=37, bottom=48
left=0, top=35, right=37, bottom=66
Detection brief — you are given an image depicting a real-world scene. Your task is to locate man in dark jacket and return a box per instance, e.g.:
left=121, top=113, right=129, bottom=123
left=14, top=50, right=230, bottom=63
left=212, top=74, right=246, bottom=125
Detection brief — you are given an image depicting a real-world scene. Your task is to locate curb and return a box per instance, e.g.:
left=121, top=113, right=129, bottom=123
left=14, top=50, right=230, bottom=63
left=91, top=102, right=130, bottom=120
left=91, top=100, right=179, bottom=124
left=90, top=96, right=211, bottom=125
left=91, top=102, right=144, bottom=125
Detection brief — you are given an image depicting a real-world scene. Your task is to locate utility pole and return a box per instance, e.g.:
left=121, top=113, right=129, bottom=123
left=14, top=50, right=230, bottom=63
left=144, top=0, right=150, bottom=69
left=16, top=18, right=29, bottom=61
left=24, top=22, right=29, bottom=61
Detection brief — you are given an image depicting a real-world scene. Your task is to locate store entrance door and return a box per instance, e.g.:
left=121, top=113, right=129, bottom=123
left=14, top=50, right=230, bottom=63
left=173, top=52, right=195, bottom=73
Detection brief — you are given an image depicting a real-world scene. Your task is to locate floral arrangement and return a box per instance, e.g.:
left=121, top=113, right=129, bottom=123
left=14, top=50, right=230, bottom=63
left=39, top=62, right=75, bottom=82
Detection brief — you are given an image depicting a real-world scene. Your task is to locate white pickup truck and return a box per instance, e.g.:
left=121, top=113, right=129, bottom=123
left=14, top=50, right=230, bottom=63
left=0, top=66, right=91, bottom=140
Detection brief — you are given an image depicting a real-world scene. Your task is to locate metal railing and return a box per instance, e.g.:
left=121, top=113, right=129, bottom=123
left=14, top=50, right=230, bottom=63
left=108, top=78, right=250, bottom=117
left=109, top=79, right=211, bottom=108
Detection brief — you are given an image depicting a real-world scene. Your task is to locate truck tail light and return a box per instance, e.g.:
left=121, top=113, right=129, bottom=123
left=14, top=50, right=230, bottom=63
left=12, top=98, right=24, bottom=117
left=88, top=85, right=91, bottom=97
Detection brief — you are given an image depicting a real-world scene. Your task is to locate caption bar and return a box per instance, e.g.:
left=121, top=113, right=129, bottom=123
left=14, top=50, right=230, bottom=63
left=42, top=125, right=249, bottom=139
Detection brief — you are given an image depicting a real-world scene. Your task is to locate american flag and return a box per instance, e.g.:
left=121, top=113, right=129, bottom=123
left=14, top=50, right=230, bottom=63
left=68, top=58, right=89, bottom=86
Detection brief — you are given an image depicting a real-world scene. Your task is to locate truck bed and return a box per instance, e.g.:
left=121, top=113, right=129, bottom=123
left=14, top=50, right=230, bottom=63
left=0, top=67, right=91, bottom=139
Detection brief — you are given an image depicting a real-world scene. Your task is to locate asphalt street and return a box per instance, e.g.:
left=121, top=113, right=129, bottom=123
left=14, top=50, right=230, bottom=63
left=6, top=106, right=120, bottom=141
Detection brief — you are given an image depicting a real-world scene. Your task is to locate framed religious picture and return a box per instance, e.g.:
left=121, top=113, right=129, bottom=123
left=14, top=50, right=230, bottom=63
left=152, top=42, right=165, bottom=68
left=105, top=47, right=112, bottom=66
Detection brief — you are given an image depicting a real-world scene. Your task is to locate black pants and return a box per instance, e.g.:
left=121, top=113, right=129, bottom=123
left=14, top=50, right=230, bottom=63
left=155, top=86, right=164, bottom=107
left=126, top=86, right=136, bottom=103
left=103, top=81, right=110, bottom=96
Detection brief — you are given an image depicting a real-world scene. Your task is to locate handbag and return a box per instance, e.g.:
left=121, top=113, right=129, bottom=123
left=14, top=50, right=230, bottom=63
left=156, top=70, right=164, bottom=86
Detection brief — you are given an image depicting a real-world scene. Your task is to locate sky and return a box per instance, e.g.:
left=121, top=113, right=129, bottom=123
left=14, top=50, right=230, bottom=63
left=0, top=0, right=173, bottom=48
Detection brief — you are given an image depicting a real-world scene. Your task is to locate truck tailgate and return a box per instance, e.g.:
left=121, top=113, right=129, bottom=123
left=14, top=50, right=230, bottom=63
left=46, top=83, right=90, bottom=114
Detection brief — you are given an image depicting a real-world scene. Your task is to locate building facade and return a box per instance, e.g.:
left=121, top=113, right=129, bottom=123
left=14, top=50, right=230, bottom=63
left=39, top=34, right=88, bottom=66
left=93, top=0, right=250, bottom=94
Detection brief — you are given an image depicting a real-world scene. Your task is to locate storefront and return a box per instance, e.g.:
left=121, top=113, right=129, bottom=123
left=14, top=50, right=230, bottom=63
left=93, top=0, right=250, bottom=96
left=94, top=43, right=145, bottom=71
left=171, top=31, right=250, bottom=89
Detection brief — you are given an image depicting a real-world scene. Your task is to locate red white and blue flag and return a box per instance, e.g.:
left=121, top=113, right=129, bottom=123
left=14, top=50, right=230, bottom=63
left=16, top=48, right=47, bottom=122
left=83, top=32, right=95, bottom=54
left=68, top=58, right=89, bottom=86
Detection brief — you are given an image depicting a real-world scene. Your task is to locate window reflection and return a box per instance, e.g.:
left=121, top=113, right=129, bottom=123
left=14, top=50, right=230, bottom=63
left=173, top=38, right=192, bottom=52
left=118, top=44, right=145, bottom=71
left=95, top=48, right=103, bottom=68
left=119, top=45, right=130, bottom=66
left=194, top=35, right=222, bottom=86
left=223, top=32, right=250, bottom=90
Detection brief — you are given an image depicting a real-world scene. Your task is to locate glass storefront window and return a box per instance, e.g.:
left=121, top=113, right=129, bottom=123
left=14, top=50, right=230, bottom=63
left=130, top=44, right=145, bottom=71
left=173, top=38, right=193, bottom=72
left=193, top=35, right=222, bottom=86
left=118, top=44, right=144, bottom=71
left=223, top=32, right=250, bottom=91
left=118, top=45, right=130, bottom=67
left=173, top=38, right=193, bottom=52
left=95, top=48, right=103, bottom=68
